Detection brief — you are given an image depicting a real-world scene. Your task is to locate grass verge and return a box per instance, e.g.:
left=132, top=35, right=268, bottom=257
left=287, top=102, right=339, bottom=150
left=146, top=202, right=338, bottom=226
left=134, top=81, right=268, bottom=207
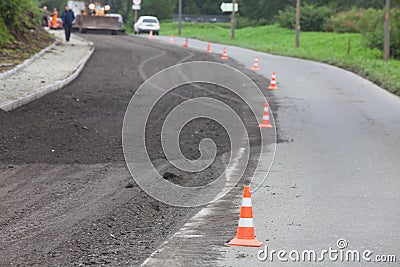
left=161, top=22, right=400, bottom=96
left=0, top=28, right=54, bottom=73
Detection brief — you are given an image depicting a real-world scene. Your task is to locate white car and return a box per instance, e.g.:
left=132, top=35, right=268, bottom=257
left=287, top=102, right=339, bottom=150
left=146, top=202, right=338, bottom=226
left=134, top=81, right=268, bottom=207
left=134, top=16, right=160, bottom=35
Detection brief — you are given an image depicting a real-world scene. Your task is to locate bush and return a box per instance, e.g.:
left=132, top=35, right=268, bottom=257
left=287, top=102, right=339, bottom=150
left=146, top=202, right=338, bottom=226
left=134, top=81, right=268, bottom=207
left=325, top=8, right=365, bottom=33
left=125, top=11, right=135, bottom=33
left=0, top=0, right=39, bottom=28
left=358, top=8, right=400, bottom=58
left=276, top=4, right=334, bottom=32
left=276, top=5, right=296, bottom=29
left=0, top=18, right=14, bottom=46
left=0, top=0, right=41, bottom=46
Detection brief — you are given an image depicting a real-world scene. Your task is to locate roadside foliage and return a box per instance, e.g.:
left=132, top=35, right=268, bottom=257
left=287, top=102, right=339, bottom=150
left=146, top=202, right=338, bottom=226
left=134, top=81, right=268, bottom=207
left=0, top=0, right=54, bottom=70
left=326, top=7, right=400, bottom=58
left=0, top=0, right=42, bottom=45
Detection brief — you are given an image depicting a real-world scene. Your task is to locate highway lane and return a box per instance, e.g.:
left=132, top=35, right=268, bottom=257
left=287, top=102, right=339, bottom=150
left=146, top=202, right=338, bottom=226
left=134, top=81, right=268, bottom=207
left=146, top=36, right=400, bottom=266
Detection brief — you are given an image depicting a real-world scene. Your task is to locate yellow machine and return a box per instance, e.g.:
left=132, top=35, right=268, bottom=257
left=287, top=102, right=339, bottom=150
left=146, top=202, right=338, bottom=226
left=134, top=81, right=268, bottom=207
left=69, top=0, right=123, bottom=34
left=87, top=1, right=110, bottom=16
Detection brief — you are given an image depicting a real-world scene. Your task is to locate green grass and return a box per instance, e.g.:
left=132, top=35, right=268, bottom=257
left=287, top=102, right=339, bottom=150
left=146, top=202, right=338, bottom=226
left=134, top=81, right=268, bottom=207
left=161, top=22, right=400, bottom=95
left=124, top=24, right=133, bottom=34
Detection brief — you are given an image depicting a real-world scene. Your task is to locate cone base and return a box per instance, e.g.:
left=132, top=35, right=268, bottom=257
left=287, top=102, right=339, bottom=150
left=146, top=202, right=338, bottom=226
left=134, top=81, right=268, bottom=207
left=252, top=67, right=259, bottom=71
left=221, top=56, right=228, bottom=60
left=268, top=86, right=279, bottom=90
left=259, top=124, right=273, bottom=128
left=228, top=237, right=263, bottom=247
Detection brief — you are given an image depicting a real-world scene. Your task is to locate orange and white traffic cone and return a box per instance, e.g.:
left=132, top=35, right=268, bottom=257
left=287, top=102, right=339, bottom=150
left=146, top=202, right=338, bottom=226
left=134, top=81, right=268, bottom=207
left=259, top=102, right=273, bottom=128
left=169, top=34, right=174, bottom=44
left=221, top=47, right=228, bottom=60
left=148, top=30, right=154, bottom=40
left=268, top=71, right=279, bottom=90
left=228, top=186, right=263, bottom=247
left=182, top=38, right=188, bottom=48
left=207, top=41, right=211, bottom=53
left=252, top=56, right=260, bottom=71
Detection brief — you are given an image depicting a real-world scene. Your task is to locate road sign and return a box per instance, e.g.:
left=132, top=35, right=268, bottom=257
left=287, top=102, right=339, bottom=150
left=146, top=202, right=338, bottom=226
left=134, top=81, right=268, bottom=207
left=132, top=4, right=141, bottom=10
left=220, top=2, right=238, bottom=12
left=133, top=0, right=141, bottom=5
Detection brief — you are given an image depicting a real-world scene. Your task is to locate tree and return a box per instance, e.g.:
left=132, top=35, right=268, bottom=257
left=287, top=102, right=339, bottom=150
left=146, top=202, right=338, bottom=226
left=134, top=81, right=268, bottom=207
left=140, top=0, right=176, bottom=19
left=240, top=0, right=291, bottom=23
left=176, top=0, right=221, bottom=15
left=38, top=0, right=64, bottom=15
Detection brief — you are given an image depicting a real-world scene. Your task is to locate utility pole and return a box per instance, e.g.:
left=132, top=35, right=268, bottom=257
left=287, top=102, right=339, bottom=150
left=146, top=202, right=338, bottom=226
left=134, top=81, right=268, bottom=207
left=295, top=0, right=300, bottom=48
left=134, top=10, right=138, bottom=23
left=384, top=0, right=390, bottom=61
left=231, top=0, right=236, bottom=39
left=178, top=0, right=182, bottom=35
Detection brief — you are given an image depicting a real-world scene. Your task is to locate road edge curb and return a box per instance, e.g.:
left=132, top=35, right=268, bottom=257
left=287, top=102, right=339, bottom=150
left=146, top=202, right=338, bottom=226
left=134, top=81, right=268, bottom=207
left=0, top=41, right=95, bottom=112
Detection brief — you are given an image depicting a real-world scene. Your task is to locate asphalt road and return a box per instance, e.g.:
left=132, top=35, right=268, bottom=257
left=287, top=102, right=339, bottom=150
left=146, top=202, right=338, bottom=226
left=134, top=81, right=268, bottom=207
left=144, top=36, right=400, bottom=266
left=1, top=32, right=399, bottom=267
left=0, top=34, right=272, bottom=266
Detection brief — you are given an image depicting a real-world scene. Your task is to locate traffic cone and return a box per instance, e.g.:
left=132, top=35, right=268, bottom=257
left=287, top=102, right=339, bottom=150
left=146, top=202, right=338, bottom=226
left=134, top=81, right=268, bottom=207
left=207, top=41, right=211, bottom=53
left=182, top=38, right=188, bottom=48
left=259, top=102, right=273, bottom=128
left=228, top=186, right=262, bottom=247
left=169, top=34, right=174, bottom=44
left=148, top=30, right=153, bottom=40
left=252, top=56, right=259, bottom=71
left=221, top=47, right=228, bottom=60
left=268, top=71, right=279, bottom=90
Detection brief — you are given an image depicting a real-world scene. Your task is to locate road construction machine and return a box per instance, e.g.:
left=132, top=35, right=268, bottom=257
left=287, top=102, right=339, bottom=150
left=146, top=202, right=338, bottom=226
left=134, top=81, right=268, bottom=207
left=68, top=0, right=124, bottom=34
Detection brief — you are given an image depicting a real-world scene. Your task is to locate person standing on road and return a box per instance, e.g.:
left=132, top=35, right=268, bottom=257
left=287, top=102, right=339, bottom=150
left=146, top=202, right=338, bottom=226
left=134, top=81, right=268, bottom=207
left=52, top=8, right=58, bottom=28
left=41, top=6, right=49, bottom=27
left=61, top=5, right=75, bottom=42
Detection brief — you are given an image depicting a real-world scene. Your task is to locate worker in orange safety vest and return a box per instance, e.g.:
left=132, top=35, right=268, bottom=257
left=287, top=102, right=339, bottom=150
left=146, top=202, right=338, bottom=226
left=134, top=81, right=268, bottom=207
left=52, top=8, right=58, bottom=28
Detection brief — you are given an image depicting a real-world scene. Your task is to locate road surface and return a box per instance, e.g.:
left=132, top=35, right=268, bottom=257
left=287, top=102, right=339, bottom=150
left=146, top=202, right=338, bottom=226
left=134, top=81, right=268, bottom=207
left=0, top=33, right=399, bottom=266
left=0, top=34, right=271, bottom=266
left=143, top=36, right=400, bottom=266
